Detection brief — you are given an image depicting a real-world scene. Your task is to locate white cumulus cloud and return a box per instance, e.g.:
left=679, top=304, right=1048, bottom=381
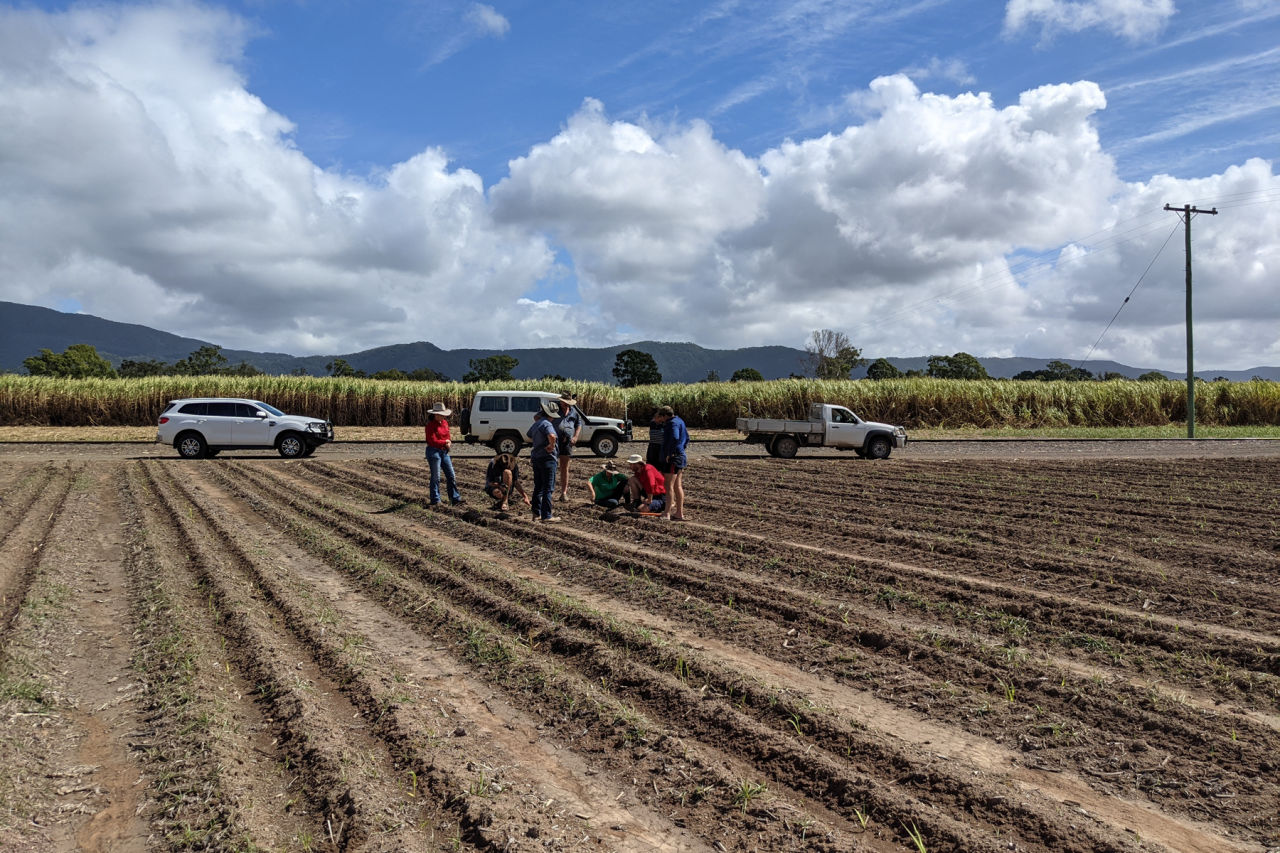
left=1004, top=0, right=1176, bottom=42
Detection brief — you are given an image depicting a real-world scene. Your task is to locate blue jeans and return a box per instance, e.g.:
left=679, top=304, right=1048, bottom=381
left=425, top=446, right=461, bottom=504
left=530, top=456, right=557, bottom=519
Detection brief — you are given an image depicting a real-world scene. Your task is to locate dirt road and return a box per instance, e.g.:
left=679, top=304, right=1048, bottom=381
left=1, top=445, right=1277, bottom=851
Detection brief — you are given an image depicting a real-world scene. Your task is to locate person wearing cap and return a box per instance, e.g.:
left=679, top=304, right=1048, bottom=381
left=485, top=452, right=529, bottom=511
left=424, top=402, right=464, bottom=506
left=585, top=460, right=629, bottom=509
left=623, top=453, right=666, bottom=514
left=655, top=405, right=689, bottom=520
left=553, top=392, right=582, bottom=502
left=526, top=400, right=561, bottom=522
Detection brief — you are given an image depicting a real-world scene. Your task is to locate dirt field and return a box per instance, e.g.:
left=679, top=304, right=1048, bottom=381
left=1, top=444, right=1277, bottom=852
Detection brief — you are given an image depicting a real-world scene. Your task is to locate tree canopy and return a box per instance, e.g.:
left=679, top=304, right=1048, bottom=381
left=24, top=344, right=116, bottom=378
left=926, top=352, right=989, bottom=380
left=462, top=354, right=519, bottom=383
left=730, top=367, right=763, bottom=382
left=865, top=358, right=903, bottom=381
left=802, top=329, right=866, bottom=380
left=1012, top=360, right=1094, bottom=381
left=612, top=349, right=662, bottom=387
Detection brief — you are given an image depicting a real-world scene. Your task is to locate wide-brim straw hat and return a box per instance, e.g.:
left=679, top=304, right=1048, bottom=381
left=558, top=392, right=578, bottom=406
left=601, top=461, right=619, bottom=471
left=540, top=399, right=561, bottom=418
left=625, top=453, right=644, bottom=464
left=428, top=402, right=452, bottom=417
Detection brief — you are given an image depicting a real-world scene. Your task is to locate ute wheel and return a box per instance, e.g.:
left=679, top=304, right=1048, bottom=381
left=278, top=433, right=306, bottom=459
left=590, top=432, right=620, bottom=457
left=301, top=444, right=317, bottom=457
left=491, top=433, right=521, bottom=456
left=205, top=449, right=221, bottom=458
left=176, top=432, right=208, bottom=459
left=864, top=435, right=893, bottom=460
left=772, top=435, right=799, bottom=459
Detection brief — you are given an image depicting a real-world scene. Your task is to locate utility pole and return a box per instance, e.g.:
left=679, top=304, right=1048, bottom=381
left=1163, top=203, right=1218, bottom=438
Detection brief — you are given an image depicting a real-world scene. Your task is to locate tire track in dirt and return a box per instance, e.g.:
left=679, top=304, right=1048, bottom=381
left=312, top=458, right=1278, bottom=851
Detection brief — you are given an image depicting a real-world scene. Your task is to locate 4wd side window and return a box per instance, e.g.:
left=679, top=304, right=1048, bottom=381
left=478, top=396, right=509, bottom=412
left=511, top=397, right=544, bottom=413
left=207, top=402, right=238, bottom=417
left=178, top=402, right=207, bottom=415
left=233, top=404, right=260, bottom=417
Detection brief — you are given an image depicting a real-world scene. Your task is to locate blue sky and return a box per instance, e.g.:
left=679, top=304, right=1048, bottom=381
left=2, top=0, right=1278, bottom=369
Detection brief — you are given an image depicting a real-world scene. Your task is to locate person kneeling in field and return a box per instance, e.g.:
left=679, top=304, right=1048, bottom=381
left=586, top=460, right=629, bottom=509
left=485, top=453, right=530, bottom=511
left=624, top=453, right=666, bottom=514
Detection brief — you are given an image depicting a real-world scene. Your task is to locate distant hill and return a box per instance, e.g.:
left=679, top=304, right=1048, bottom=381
left=2, top=300, right=1277, bottom=382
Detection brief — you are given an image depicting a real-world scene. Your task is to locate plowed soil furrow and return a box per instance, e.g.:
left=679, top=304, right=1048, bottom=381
left=156, top=463, right=703, bottom=853
left=118, top=464, right=321, bottom=850
left=677, top=464, right=1280, bottom=623
left=296, top=459, right=1279, bottom=847
left=249, top=461, right=1259, bottom=845
left=0, top=464, right=74, bottom=637
left=139, top=462, right=442, bottom=852
left=207, top=463, right=889, bottom=851
left=5, top=446, right=1277, bottom=853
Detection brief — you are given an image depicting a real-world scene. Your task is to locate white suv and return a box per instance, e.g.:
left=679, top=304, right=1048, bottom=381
left=156, top=398, right=334, bottom=459
left=460, top=391, right=631, bottom=457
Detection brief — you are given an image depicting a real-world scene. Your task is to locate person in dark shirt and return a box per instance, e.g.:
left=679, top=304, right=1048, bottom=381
left=526, top=400, right=561, bottom=522
left=485, top=453, right=529, bottom=511
left=645, top=411, right=664, bottom=466
left=655, top=405, right=689, bottom=520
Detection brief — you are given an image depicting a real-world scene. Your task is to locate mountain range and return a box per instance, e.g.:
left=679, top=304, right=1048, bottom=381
left=2, top=300, right=1276, bottom=382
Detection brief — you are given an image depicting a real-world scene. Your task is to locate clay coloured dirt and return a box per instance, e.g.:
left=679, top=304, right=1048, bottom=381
left=0, top=450, right=1276, bottom=852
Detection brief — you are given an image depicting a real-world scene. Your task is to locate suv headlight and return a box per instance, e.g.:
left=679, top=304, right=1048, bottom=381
left=306, top=422, right=326, bottom=433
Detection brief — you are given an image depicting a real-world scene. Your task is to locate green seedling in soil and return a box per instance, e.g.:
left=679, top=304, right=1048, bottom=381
left=469, top=770, right=492, bottom=797
left=787, top=713, right=804, bottom=737
left=852, top=806, right=870, bottom=829
left=674, top=656, right=691, bottom=684
left=996, top=678, right=1016, bottom=703
left=903, top=821, right=928, bottom=852
left=733, top=780, right=767, bottom=814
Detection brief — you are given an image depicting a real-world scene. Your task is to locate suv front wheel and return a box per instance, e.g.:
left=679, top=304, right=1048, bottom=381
left=590, top=432, right=620, bottom=457
left=277, top=433, right=307, bottom=459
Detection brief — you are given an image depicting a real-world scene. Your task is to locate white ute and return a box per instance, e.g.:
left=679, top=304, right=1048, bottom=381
left=460, top=390, right=631, bottom=457
left=737, top=403, right=907, bottom=459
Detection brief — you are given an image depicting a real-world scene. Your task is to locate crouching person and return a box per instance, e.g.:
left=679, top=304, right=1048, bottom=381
left=624, top=453, right=667, bottom=514
left=586, top=460, right=629, bottom=509
left=485, top=453, right=530, bottom=511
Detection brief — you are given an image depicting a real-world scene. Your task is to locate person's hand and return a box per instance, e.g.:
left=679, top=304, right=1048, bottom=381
left=522, top=495, right=532, bottom=505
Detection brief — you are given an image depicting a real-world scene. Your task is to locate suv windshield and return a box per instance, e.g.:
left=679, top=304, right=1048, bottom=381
left=252, top=401, right=285, bottom=417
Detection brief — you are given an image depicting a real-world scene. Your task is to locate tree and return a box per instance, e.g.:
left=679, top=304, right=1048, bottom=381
left=730, top=367, right=763, bottom=382
left=325, top=358, right=366, bottom=378
left=866, top=358, right=903, bottom=381
left=926, top=352, right=989, bottom=380
left=802, top=329, right=866, bottom=380
left=1013, top=361, right=1094, bottom=381
left=24, top=344, right=116, bottom=378
left=226, top=361, right=263, bottom=377
left=173, top=345, right=230, bottom=376
left=462, top=354, right=519, bottom=383
left=407, top=367, right=450, bottom=382
left=612, top=349, right=661, bottom=387
left=1137, top=371, right=1168, bottom=382
left=119, top=358, right=172, bottom=377
left=1099, top=372, right=1131, bottom=381
left=702, top=370, right=721, bottom=383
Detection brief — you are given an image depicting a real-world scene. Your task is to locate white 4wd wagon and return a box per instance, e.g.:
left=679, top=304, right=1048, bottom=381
left=156, top=397, right=334, bottom=459
left=460, top=391, right=631, bottom=457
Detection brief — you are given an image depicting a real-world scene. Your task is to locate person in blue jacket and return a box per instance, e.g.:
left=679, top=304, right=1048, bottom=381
left=655, top=405, right=689, bottom=520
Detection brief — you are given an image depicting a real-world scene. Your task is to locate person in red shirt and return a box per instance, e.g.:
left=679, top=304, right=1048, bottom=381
left=424, top=402, right=463, bottom=506
left=623, top=453, right=666, bottom=514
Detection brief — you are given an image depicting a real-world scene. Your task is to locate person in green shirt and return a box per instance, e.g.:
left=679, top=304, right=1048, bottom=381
left=585, top=461, right=629, bottom=509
